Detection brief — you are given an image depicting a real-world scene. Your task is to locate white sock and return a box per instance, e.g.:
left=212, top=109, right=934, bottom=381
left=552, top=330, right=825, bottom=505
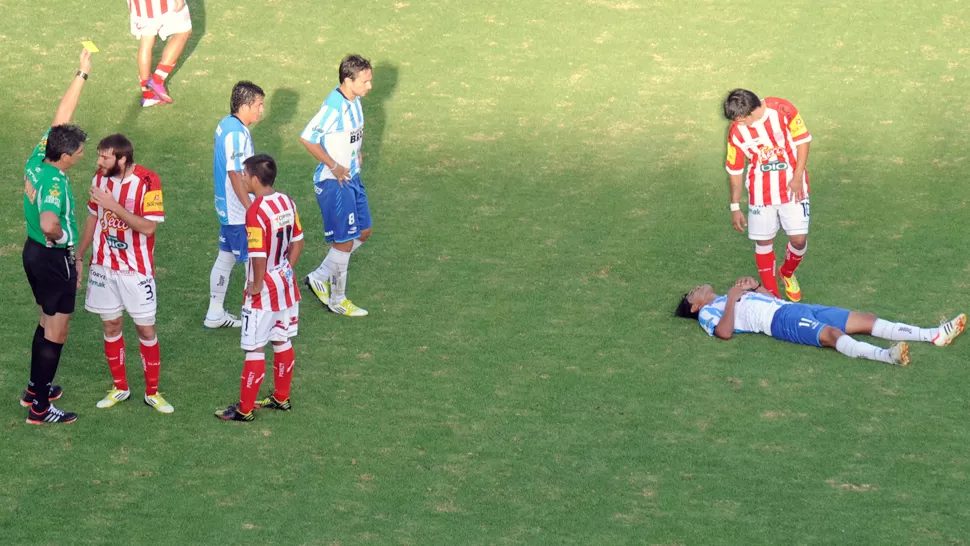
left=207, top=251, right=236, bottom=319
left=835, top=335, right=894, bottom=364
left=329, top=248, right=351, bottom=303
left=871, top=319, right=935, bottom=342
left=351, top=239, right=363, bottom=253
left=310, top=249, right=336, bottom=284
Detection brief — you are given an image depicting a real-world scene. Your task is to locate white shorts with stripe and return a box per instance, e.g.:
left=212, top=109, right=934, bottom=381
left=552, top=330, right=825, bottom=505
left=747, top=199, right=811, bottom=241
left=85, top=264, right=157, bottom=321
left=240, top=303, right=299, bottom=351
left=130, top=4, right=192, bottom=40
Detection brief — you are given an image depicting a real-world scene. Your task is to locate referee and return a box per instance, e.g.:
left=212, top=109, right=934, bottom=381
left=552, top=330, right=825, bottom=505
left=21, top=49, right=93, bottom=425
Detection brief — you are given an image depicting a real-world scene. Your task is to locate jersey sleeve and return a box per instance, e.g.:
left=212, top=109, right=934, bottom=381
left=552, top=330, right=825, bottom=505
left=139, top=169, right=165, bottom=222
left=223, top=131, right=248, bottom=172
left=697, top=302, right=724, bottom=336
left=772, top=97, right=812, bottom=144
left=725, top=131, right=746, bottom=175
left=87, top=173, right=100, bottom=215
left=246, top=205, right=269, bottom=259
left=300, top=105, right=339, bottom=145
left=38, top=179, right=65, bottom=215
left=290, top=199, right=304, bottom=242
left=30, top=129, right=51, bottom=161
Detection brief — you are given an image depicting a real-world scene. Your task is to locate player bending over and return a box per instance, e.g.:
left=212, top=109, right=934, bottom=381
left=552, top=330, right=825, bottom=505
left=128, top=0, right=193, bottom=106
left=77, top=134, right=174, bottom=413
left=724, top=89, right=812, bottom=302
left=217, top=154, right=304, bottom=422
left=675, top=276, right=966, bottom=366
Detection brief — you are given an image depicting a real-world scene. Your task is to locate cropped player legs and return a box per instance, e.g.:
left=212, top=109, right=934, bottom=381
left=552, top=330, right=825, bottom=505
left=137, top=36, right=156, bottom=84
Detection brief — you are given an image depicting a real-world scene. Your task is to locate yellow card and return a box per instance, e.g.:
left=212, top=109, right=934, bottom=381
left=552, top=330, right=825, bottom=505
left=81, top=41, right=99, bottom=53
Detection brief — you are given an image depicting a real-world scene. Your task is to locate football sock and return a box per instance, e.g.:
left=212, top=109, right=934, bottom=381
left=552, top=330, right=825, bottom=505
left=272, top=341, right=295, bottom=401
left=754, top=244, right=780, bottom=297
left=104, top=333, right=129, bottom=391
left=835, top=335, right=894, bottom=364
left=871, top=319, right=936, bottom=342
left=239, top=352, right=265, bottom=414
left=329, top=248, right=352, bottom=303
left=310, top=249, right=335, bottom=284
left=140, top=79, right=153, bottom=99
left=31, top=336, right=65, bottom=412
left=27, top=324, right=45, bottom=398
left=351, top=239, right=363, bottom=253
left=207, top=250, right=236, bottom=319
left=779, top=242, right=807, bottom=278
left=151, top=63, right=174, bottom=84
left=140, top=337, right=161, bottom=396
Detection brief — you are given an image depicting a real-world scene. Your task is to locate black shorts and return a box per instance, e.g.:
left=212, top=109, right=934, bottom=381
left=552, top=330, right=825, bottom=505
left=22, top=238, right=77, bottom=316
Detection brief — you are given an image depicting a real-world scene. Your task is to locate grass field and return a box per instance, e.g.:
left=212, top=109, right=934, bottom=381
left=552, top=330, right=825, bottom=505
left=2, top=0, right=970, bottom=544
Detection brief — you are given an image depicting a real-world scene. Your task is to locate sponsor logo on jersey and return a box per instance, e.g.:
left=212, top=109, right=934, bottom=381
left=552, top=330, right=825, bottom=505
left=276, top=211, right=294, bottom=226
left=247, top=227, right=264, bottom=248
left=789, top=114, right=808, bottom=138
left=231, top=151, right=246, bottom=160
left=350, top=127, right=364, bottom=144
left=726, top=144, right=737, bottom=165
left=44, top=195, right=62, bottom=207
left=143, top=190, right=164, bottom=213
left=105, top=235, right=129, bottom=250
left=102, top=211, right=131, bottom=231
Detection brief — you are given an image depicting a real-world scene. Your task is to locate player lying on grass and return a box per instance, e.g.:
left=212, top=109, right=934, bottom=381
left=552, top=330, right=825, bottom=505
left=675, top=276, right=966, bottom=366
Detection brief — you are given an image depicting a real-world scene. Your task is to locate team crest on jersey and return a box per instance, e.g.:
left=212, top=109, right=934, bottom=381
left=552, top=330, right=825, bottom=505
left=48, top=184, right=61, bottom=197
left=102, top=211, right=130, bottom=231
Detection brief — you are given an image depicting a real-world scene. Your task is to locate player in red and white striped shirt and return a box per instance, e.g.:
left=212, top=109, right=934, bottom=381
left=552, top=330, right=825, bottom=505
left=128, top=0, right=193, bottom=107
left=724, top=89, right=813, bottom=302
left=217, top=154, right=305, bottom=422
left=76, top=134, right=174, bottom=414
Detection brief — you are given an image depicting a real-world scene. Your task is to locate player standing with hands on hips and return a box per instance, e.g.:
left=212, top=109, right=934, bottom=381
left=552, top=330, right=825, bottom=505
left=724, top=89, right=812, bottom=302
left=19, top=50, right=93, bottom=424
left=301, top=55, right=373, bottom=317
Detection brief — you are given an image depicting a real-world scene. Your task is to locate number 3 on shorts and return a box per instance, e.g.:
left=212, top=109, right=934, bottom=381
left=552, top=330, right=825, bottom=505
left=801, top=201, right=810, bottom=218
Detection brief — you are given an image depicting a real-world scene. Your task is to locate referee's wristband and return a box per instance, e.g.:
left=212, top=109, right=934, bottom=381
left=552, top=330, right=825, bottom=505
left=53, top=232, right=69, bottom=245
left=76, top=71, right=88, bottom=80
left=729, top=202, right=741, bottom=212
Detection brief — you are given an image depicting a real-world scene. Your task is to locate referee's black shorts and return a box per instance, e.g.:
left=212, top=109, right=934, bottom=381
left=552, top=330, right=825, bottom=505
left=22, top=238, right=77, bottom=316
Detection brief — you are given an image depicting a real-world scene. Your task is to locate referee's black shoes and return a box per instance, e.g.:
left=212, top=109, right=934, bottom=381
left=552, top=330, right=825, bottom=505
left=26, top=405, right=78, bottom=425
left=20, top=385, right=64, bottom=408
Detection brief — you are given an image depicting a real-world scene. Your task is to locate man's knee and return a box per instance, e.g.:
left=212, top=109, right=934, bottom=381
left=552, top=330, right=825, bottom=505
left=818, top=325, right=843, bottom=348
left=102, top=316, right=124, bottom=338
left=359, top=228, right=373, bottom=242
left=789, top=234, right=808, bottom=249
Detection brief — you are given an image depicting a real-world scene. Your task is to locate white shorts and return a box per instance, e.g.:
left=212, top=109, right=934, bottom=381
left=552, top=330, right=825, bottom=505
left=130, top=5, right=192, bottom=40
left=747, top=199, right=811, bottom=241
left=85, top=265, right=157, bottom=322
left=240, top=303, right=299, bottom=351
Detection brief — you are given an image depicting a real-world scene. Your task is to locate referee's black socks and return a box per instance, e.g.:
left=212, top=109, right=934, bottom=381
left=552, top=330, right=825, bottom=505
left=29, top=326, right=64, bottom=413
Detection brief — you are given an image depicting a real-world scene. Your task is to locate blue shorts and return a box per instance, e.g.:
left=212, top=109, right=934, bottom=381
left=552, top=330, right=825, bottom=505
left=218, top=224, right=248, bottom=263
left=314, top=174, right=372, bottom=244
left=769, top=303, right=851, bottom=347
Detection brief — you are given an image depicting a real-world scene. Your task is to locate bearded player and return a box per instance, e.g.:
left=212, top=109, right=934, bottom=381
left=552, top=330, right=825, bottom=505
left=76, top=134, right=174, bottom=413
left=723, top=89, right=812, bottom=301
left=217, top=155, right=304, bottom=422
left=128, top=0, right=193, bottom=106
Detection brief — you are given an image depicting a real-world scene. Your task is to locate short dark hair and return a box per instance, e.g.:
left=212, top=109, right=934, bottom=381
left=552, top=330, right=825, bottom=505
left=673, top=293, right=699, bottom=320
left=230, top=81, right=265, bottom=114
left=339, top=54, right=372, bottom=83
left=45, top=124, right=87, bottom=162
left=723, top=89, right=761, bottom=120
left=243, top=154, right=277, bottom=187
left=97, top=133, right=134, bottom=166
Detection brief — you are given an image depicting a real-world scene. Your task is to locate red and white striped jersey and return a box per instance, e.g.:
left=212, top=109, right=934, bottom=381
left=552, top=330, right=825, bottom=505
left=725, top=97, right=812, bottom=207
left=87, top=165, right=164, bottom=276
left=245, top=192, right=304, bottom=311
left=128, top=0, right=173, bottom=18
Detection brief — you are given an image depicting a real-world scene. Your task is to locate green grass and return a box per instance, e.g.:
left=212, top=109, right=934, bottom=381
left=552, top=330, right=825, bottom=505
left=2, top=0, right=970, bottom=544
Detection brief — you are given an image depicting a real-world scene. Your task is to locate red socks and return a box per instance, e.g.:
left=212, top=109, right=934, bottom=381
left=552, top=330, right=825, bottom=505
left=272, top=342, right=295, bottom=402
left=151, top=63, right=175, bottom=85
left=140, top=337, right=161, bottom=396
left=754, top=245, right=780, bottom=297
left=104, top=334, right=128, bottom=391
left=779, top=242, right=807, bottom=279
left=239, top=352, right=265, bottom=414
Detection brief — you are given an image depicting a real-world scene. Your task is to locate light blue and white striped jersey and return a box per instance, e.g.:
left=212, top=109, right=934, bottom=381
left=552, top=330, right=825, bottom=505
left=213, top=115, right=254, bottom=225
left=300, top=87, right=364, bottom=182
left=698, top=293, right=790, bottom=337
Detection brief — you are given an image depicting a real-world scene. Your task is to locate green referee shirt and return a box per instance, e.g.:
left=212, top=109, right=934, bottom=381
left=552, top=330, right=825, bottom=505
left=23, top=129, right=78, bottom=248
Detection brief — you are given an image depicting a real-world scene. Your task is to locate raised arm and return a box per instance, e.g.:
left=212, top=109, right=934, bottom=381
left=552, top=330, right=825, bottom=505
left=52, top=49, right=93, bottom=127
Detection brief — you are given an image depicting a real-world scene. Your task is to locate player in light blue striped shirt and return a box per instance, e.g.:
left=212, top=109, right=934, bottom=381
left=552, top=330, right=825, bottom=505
left=300, top=55, right=373, bottom=318
left=675, top=275, right=965, bottom=366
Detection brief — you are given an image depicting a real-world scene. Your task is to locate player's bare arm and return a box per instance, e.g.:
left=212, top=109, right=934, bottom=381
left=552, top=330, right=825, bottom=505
left=729, top=172, right=746, bottom=232
left=174, top=0, right=185, bottom=11
left=286, top=239, right=305, bottom=270
left=52, top=49, right=92, bottom=127
left=247, top=257, right=267, bottom=296
left=300, top=138, right=350, bottom=183
left=713, top=285, right=745, bottom=340
left=228, top=171, right=252, bottom=210
left=89, top=186, right=158, bottom=236
left=790, top=142, right=811, bottom=201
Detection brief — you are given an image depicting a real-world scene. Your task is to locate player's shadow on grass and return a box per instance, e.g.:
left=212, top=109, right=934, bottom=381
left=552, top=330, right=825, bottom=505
left=259, top=88, right=300, bottom=159
left=365, top=62, right=399, bottom=173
